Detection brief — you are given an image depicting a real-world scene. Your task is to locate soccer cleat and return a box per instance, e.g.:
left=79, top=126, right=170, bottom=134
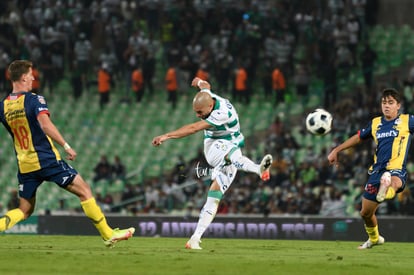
left=376, top=172, right=391, bottom=202
left=259, top=154, right=273, bottom=181
left=185, top=236, right=202, bottom=250
left=103, top=227, right=135, bottom=248
left=358, top=235, right=385, bottom=249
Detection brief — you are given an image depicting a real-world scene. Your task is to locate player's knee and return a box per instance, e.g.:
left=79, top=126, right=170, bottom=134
left=359, top=209, right=373, bottom=220
left=228, top=148, right=242, bottom=160
left=225, top=148, right=242, bottom=164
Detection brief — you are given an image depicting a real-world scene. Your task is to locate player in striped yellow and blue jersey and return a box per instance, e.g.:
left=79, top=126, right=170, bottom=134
left=0, top=60, right=134, bottom=247
left=328, top=88, right=413, bottom=249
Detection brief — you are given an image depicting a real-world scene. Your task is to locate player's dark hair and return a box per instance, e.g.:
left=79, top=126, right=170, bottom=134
left=8, top=60, right=33, bottom=82
left=381, top=88, right=401, bottom=103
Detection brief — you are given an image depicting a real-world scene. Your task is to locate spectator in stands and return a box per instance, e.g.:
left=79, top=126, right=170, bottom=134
left=131, top=65, right=144, bottom=103
left=347, top=14, right=360, bottom=64
left=0, top=60, right=134, bottom=246
left=160, top=14, right=175, bottom=66
left=184, top=201, right=200, bottom=217
left=97, top=63, right=112, bottom=109
left=360, top=42, right=377, bottom=91
left=319, top=187, right=347, bottom=216
left=335, top=45, right=353, bottom=79
left=215, top=50, right=233, bottom=94
left=49, top=42, right=65, bottom=83
left=272, top=64, right=286, bottom=106
left=73, top=32, right=92, bottom=93
left=233, top=61, right=249, bottom=104
left=162, top=177, right=186, bottom=211
left=39, top=50, right=56, bottom=95
left=275, top=28, right=295, bottom=77
left=93, top=155, right=113, bottom=183
left=152, top=77, right=273, bottom=249
left=322, top=53, right=338, bottom=109
left=260, top=59, right=273, bottom=99
left=70, top=61, right=83, bottom=99
left=0, top=47, right=10, bottom=94
left=112, top=155, right=126, bottom=180
left=351, top=0, right=368, bottom=39
left=186, top=38, right=202, bottom=78
left=165, top=63, right=179, bottom=109
left=293, top=63, right=310, bottom=104
left=173, top=155, right=187, bottom=184
left=142, top=46, right=157, bottom=98
left=328, top=88, right=411, bottom=249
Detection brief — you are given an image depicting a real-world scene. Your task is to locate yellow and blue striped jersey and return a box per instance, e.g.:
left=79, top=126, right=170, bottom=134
left=0, top=92, right=62, bottom=173
left=359, top=114, right=414, bottom=172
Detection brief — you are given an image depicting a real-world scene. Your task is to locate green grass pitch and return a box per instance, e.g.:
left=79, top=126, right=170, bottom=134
left=0, top=235, right=413, bottom=275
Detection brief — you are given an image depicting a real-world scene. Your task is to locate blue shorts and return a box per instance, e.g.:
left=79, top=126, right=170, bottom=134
left=363, top=169, right=407, bottom=202
left=17, top=160, right=78, bottom=199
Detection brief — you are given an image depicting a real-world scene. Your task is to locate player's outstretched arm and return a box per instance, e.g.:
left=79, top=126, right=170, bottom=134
left=152, top=120, right=211, bottom=146
left=327, top=134, right=360, bottom=167
left=191, top=77, right=210, bottom=90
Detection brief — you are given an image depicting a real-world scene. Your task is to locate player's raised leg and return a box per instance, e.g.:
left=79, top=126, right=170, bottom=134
left=225, top=147, right=273, bottom=181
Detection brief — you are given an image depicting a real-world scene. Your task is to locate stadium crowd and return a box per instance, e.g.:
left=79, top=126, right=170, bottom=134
left=1, top=0, right=413, bottom=217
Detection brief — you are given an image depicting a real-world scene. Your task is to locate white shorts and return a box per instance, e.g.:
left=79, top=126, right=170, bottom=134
left=204, top=139, right=239, bottom=194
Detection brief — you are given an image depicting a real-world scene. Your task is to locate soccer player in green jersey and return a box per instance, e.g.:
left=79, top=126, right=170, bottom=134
left=152, top=77, right=273, bottom=249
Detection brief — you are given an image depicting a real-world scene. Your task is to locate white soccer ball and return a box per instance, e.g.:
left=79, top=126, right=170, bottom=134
left=306, top=108, right=333, bottom=135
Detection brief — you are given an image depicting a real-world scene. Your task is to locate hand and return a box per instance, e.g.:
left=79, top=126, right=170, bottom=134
left=65, top=147, right=77, bottom=161
left=327, top=150, right=338, bottom=167
left=152, top=135, right=166, bottom=146
left=191, top=77, right=202, bottom=87
left=191, top=77, right=210, bottom=89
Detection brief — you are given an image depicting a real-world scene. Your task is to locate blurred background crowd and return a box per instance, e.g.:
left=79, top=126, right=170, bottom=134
left=1, top=0, right=414, bottom=217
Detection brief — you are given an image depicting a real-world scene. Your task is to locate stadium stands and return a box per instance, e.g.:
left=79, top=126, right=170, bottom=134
left=1, top=24, right=414, bottom=215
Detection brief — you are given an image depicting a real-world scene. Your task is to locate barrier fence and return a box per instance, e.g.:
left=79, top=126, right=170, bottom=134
left=5, top=215, right=414, bottom=242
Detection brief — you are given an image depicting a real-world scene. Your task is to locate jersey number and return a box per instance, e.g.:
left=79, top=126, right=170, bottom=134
left=13, top=126, right=30, bottom=150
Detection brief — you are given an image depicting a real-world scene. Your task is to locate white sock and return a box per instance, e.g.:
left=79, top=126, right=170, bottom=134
left=229, top=149, right=260, bottom=175
left=192, top=196, right=220, bottom=240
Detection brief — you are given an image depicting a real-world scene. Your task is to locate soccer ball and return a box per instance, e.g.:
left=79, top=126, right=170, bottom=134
left=305, top=108, right=333, bottom=135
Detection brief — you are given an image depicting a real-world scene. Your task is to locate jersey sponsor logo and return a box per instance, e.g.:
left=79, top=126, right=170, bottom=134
left=4, top=108, right=25, bottom=120
left=376, top=130, right=398, bottom=139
